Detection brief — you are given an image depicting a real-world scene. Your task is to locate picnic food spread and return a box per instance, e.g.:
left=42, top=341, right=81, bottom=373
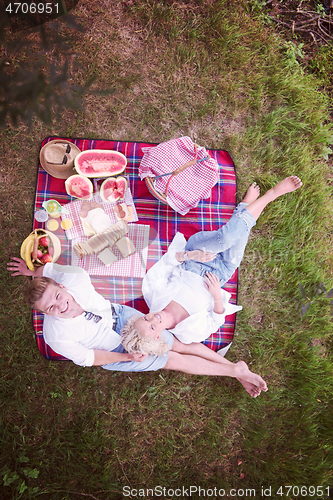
left=80, top=203, right=113, bottom=236
left=31, top=146, right=140, bottom=272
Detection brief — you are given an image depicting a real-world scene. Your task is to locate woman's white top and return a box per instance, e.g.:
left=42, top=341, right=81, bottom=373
left=142, top=232, right=242, bottom=344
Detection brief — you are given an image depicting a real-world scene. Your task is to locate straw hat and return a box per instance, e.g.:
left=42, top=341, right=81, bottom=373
left=39, top=139, right=81, bottom=179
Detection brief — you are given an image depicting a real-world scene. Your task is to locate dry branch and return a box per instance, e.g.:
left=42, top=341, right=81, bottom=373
left=268, top=4, right=333, bottom=45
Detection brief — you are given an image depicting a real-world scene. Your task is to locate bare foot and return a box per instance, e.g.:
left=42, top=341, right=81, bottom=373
left=242, top=182, right=260, bottom=204
left=237, top=378, right=262, bottom=398
left=271, top=176, right=302, bottom=198
left=235, top=360, right=268, bottom=395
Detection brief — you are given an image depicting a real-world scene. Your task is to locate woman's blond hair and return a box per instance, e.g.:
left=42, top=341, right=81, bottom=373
left=121, top=314, right=170, bottom=357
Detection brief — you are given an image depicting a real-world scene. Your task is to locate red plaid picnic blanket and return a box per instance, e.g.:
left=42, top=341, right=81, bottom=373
left=32, top=136, right=239, bottom=360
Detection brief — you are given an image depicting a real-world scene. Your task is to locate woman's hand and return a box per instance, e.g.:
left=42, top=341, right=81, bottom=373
left=7, top=257, right=34, bottom=277
left=189, top=250, right=216, bottom=262
left=175, top=250, right=216, bottom=263
left=204, top=272, right=222, bottom=300
left=204, top=272, right=225, bottom=314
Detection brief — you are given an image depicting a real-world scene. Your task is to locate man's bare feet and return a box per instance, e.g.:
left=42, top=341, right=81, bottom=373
left=244, top=175, right=302, bottom=221
left=271, top=175, right=302, bottom=198
left=242, top=182, right=260, bottom=204
left=235, top=360, right=268, bottom=396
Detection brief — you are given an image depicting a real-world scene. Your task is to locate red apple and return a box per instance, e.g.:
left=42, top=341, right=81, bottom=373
left=39, top=236, right=50, bottom=247
left=41, top=253, right=53, bottom=264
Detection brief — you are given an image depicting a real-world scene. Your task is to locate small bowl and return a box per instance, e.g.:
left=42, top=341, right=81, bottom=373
left=34, top=210, right=48, bottom=222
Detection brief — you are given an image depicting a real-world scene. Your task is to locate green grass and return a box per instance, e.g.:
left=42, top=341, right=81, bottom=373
left=1, top=0, right=333, bottom=498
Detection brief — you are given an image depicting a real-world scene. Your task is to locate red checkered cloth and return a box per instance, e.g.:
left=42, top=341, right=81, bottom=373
left=62, top=191, right=149, bottom=278
left=139, top=136, right=219, bottom=215
left=71, top=223, right=150, bottom=278
left=32, top=136, right=238, bottom=361
left=62, top=187, right=139, bottom=241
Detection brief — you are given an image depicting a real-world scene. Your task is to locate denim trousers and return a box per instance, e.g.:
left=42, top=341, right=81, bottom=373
left=182, top=202, right=256, bottom=285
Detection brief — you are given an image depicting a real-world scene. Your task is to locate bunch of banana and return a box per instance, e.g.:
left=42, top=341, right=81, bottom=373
left=20, top=229, right=47, bottom=271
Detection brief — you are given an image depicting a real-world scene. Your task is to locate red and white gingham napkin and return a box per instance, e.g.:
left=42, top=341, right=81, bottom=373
left=71, top=223, right=150, bottom=277
left=139, top=136, right=219, bottom=215
left=60, top=183, right=146, bottom=277
left=61, top=186, right=138, bottom=241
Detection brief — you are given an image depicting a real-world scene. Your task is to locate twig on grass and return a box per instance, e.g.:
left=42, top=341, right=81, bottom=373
left=36, top=490, right=102, bottom=500
left=269, top=15, right=333, bottom=43
left=310, top=31, right=317, bottom=43
left=318, top=17, right=333, bottom=39
left=115, top=449, right=132, bottom=488
left=267, top=4, right=333, bottom=44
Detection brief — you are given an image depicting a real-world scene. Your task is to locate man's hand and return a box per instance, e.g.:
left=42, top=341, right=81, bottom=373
left=127, top=353, right=149, bottom=362
left=93, top=350, right=148, bottom=365
left=7, top=257, right=36, bottom=277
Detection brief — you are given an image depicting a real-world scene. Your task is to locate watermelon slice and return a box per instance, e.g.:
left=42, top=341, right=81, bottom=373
left=75, top=149, right=127, bottom=178
left=65, top=175, right=94, bottom=200
left=100, top=176, right=128, bottom=203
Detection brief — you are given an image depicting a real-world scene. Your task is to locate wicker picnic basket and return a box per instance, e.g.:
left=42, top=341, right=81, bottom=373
left=144, top=144, right=210, bottom=204
left=144, top=137, right=211, bottom=209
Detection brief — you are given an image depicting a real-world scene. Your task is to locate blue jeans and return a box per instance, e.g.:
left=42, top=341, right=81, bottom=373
left=182, top=203, right=256, bottom=284
left=102, top=304, right=174, bottom=372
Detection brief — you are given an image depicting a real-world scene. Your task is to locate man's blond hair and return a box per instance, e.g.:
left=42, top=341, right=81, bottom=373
left=121, top=314, right=170, bottom=357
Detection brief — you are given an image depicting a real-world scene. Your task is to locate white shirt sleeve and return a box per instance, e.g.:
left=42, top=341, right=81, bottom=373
left=43, top=262, right=91, bottom=288
left=42, top=319, right=96, bottom=367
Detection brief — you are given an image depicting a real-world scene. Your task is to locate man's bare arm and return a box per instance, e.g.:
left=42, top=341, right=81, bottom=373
left=93, top=349, right=148, bottom=366
left=7, top=257, right=44, bottom=278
